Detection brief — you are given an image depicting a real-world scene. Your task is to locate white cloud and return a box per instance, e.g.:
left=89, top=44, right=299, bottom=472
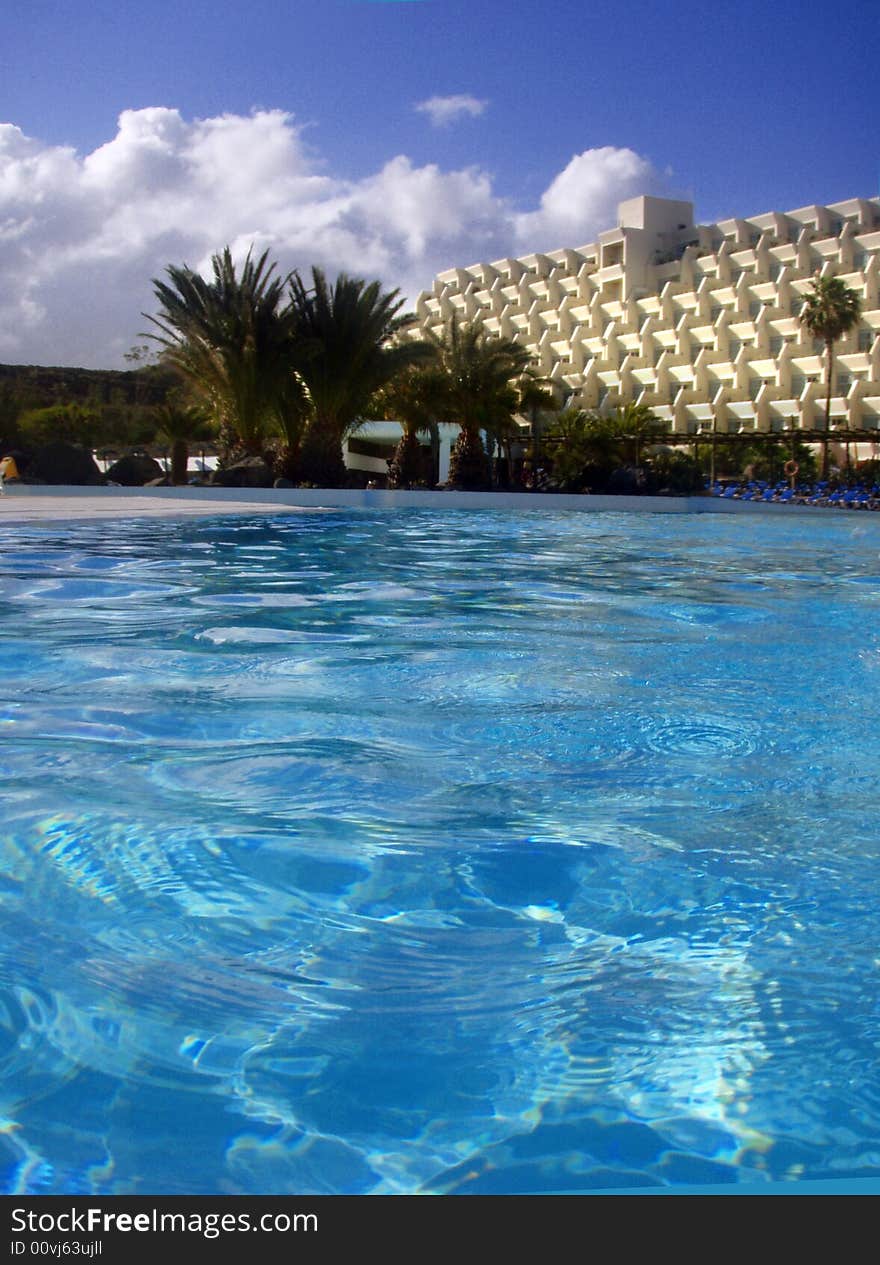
left=514, top=146, right=661, bottom=248
left=0, top=110, right=665, bottom=368
left=414, top=94, right=489, bottom=127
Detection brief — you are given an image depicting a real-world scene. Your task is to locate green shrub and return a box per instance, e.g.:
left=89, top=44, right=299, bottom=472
left=647, top=451, right=704, bottom=493
left=16, top=403, right=103, bottom=449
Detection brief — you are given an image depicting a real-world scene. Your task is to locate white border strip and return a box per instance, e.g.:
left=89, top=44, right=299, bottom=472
left=2, top=484, right=852, bottom=516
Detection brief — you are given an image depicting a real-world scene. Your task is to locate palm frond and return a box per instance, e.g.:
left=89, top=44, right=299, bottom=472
left=144, top=247, right=303, bottom=453
left=288, top=267, right=431, bottom=439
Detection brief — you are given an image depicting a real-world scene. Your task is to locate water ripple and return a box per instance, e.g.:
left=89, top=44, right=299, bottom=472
left=1, top=510, right=879, bottom=1193
left=639, top=715, right=761, bottom=758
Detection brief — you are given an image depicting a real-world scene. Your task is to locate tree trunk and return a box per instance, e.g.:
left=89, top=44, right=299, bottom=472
left=448, top=427, right=490, bottom=490
left=429, top=425, right=440, bottom=487
left=296, top=423, right=348, bottom=487
left=485, top=433, right=497, bottom=488
left=822, top=338, right=833, bottom=479
left=170, top=439, right=188, bottom=485
left=388, top=429, right=422, bottom=489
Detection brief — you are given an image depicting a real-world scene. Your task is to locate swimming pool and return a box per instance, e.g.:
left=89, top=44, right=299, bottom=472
left=1, top=507, right=879, bottom=1194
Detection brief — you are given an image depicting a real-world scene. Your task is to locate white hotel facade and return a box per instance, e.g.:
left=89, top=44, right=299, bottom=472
left=413, top=194, right=880, bottom=439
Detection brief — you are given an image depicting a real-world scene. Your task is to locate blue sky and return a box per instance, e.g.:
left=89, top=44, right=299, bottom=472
left=2, top=0, right=878, bottom=366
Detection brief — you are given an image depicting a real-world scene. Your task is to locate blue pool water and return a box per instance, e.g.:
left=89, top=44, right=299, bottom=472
left=1, top=506, right=880, bottom=1194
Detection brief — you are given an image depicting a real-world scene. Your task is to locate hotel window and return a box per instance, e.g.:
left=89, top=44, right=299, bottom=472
left=791, top=374, right=806, bottom=396
left=749, top=301, right=761, bottom=319
left=859, top=329, right=874, bottom=352
left=837, top=373, right=852, bottom=395
left=748, top=378, right=763, bottom=400
left=770, top=337, right=784, bottom=357
left=728, top=338, right=742, bottom=360
left=854, top=252, right=868, bottom=270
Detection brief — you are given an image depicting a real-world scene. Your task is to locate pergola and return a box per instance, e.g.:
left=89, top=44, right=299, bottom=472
left=659, top=426, right=880, bottom=482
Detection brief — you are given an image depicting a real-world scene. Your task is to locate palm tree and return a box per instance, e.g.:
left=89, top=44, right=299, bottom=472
left=425, top=316, right=537, bottom=489
left=798, top=274, right=862, bottom=478
left=517, top=378, right=558, bottom=484
left=372, top=357, right=442, bottom=488
left=153, top=399, right=214, bottom=485
left=288, top=268, right=430, bottom=486
left=482, top=384, right=526, bottom=487
left=609, top=401, right=663, bottom=467
left=146, top=247, right=300, bottom=456
left=543, top=407, right=661, bottom=491
left=483, top=374, right=555, bottom=488
left=541, top=408, right=617, bottom=490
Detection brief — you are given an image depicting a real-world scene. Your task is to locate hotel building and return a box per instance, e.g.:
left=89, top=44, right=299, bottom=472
left=413, top=194, right=880, bottom=439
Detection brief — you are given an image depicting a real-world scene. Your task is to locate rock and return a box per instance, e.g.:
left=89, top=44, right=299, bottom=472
left=104, top=454, right=165, bottom=486
left=29, top=442, right=102, bottom=486
left=211, top=457, right=274, bottom=488
left=2, top=450, right=46, bottom=482
left=273, top=477, right=294, bottom=488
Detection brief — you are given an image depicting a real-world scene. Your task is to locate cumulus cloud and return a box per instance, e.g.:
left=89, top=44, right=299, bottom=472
left=414, top=94, right=489, bottom=127
left=514, top=146, right=661, bottom=247
left=0, top=109, right=664, bottom=368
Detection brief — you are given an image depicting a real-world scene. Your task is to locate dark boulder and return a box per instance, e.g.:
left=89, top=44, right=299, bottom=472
left=105, top=454, right=164, bottom=486
left=29, top=442, right=102, bottom=486
left=211, top=456, right=274, bottom=488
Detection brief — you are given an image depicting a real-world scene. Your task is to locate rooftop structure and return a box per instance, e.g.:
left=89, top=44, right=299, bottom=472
left=414, top=195, right=880, bottom=436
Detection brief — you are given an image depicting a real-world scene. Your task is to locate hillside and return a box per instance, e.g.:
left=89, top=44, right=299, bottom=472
left=0, top=361, right=174, bottom=409
left=0, top=361, right=179, bottom=454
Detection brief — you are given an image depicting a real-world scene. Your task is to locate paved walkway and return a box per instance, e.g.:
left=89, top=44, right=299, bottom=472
left=0, top=492, right=317, bottom=524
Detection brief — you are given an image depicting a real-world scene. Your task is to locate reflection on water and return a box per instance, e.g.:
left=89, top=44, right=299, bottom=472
left=1, top=509, right=879, bottom=1193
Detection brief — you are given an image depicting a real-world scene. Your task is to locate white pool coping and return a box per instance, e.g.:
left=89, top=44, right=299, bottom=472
left=0, top=483, right=872, bottom=521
